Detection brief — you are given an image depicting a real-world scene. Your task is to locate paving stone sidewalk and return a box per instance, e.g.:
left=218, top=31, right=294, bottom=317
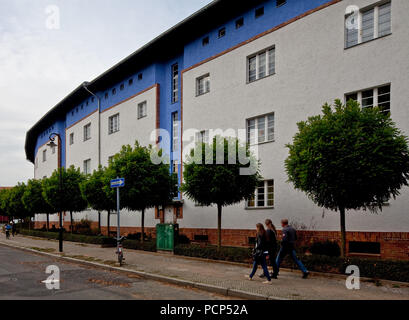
left=1, top=233, right=408, bottom=300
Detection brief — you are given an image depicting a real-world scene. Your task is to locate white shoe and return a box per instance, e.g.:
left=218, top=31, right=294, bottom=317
left=245, top=275, right=253, bottom=280
left=263, top=280, right=272, bottom=284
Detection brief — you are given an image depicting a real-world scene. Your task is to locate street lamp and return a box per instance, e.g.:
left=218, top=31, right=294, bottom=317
left=48, top=133, right=63, bottom=253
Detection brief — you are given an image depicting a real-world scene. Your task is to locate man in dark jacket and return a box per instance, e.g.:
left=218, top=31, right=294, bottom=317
left=274, top=219, right=309, bottom=279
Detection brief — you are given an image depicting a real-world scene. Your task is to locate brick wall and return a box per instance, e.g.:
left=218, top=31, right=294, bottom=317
left=33, top=220, right=409, bottom=261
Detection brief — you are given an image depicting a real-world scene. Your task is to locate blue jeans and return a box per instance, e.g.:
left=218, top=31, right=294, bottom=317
left=250, top=253, right=271, bottom=281
left=275, top=247, right=308, bottom=274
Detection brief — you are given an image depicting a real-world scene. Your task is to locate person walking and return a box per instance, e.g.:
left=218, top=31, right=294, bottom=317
left=259, top=219, right=278, bottom=279
left=11, top=222, right=16, bottom=237
left=245, top=223, right=272, bottom=284
left=5, top=223, right=11, bottom=239
left=274, top=219, right=309, bottom=279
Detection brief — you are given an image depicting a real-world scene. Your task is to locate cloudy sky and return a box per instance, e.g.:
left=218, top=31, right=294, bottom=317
left=0, top=0, right=212, bottom=186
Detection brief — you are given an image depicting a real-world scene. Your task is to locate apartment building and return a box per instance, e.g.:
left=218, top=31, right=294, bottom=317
left=25, top=0, right=409, bottom=259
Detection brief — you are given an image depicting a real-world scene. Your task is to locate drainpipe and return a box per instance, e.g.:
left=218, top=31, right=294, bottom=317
left=82, top=82, right=101, bottom=167
left=82, top=82, right=102, bottom=234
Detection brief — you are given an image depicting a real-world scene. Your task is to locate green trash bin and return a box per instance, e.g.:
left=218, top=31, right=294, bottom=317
left=156, top=224, right=178, bottom=251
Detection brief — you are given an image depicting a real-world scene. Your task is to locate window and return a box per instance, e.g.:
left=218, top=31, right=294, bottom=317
left=83, top=159, right=91, bottom=175
left=247, top=113, right=274, bottom=145
left=276, top=0, right=286, bottom=7
left=108, top=156, right=115, bottom=164
left=105, top=92, right=109, bottom=100
left=51, top=145, right=56, bottom=154
left=172, top=64, right=179, bottom=103
left=42, top=150, right=47, bottom=162
left=196, top=74, right=210, bottom=96
left=218, top=27, right=226, bottom=38
left=248, top=47, right=275, bottom=83
left=138, top=73, right=143, bottom=80
left=345, top=2, right=391, bottom=48
left=83, top=123, right=91, bottom=141
left=120, top=83, right=125, bottom=91
left=129, top=78, right=133, bottom=86
left=236, top=17, right=244, bottom=29
left=172, top=160, right=179, bottom=175
left=349, top=241, right=381, bottom=255
left=195, top=130, right=209, bottom=144
left=247, top=180, right=274, bottom=208
left=172, top=112, right=179, bottom=152
left=108, top=113, right=120, bottom=134
left=69, top=133, right=74, bottom=145
left=137, top=101, right=147, bottom=119
left=202, top=36, right=209, bottom=46
left=255, top=7, right=264, bottom=18
left=345, top=84, right=390, bottom=114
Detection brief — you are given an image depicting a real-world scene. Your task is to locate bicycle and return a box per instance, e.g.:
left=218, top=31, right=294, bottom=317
left=116, top=236, right=126, bottom=266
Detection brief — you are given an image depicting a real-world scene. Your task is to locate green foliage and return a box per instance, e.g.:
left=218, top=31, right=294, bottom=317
left=4, top=183, right=32, bottom=219
left=22, top=179, right=55, bottom=216
left=285, top=99, right=409, bottom=212
left=0, top=189, right=11, bottom=217
left=42, top=166, right=88, bottom=213
left=174, top=244, right=252, bottom=263
left=182, top=136, right=261, bottom=207
left=107, top=142, right=177, bottom=212
left=181, top=136, right=261, bottom=247
left=80, top=166, right=116, bottom=212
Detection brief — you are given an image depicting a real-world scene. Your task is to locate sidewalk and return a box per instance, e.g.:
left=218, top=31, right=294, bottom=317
left=1, top=233, right=408, bottom=300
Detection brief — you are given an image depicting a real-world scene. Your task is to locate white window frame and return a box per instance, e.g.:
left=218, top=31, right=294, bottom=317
left=83, top=123, right=91, bottom=141
left=137, top=101, right=147, bottom=119
left=247, top=47, right=275, bottom=83
left=345, top=84, right=391, bottom=114
left=172, top=112, right=179, bottom=152
left=172, top=64, right=179, bottom=103
left=247, top=180, right=274, bottom=209
left=195, top=130, right=210, bottom=144
left=83, top=159, right=91, bottom=175
left=69, top=133, right=74, bottom=146
left=196, top=74, right=210, bottom=96
left=108, top=113, right=120, bottom=135
left=345, top=1, right=391, bottom=49
left=247, top=113, right=275, bottom=145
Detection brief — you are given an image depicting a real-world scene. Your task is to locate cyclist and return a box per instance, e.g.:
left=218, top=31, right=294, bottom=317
left=5, top=223, right=12, bottom=239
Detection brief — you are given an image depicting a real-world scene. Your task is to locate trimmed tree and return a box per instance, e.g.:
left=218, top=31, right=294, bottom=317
left=22, top=178, right=55, bottom=231
left=43, top=166, right=88, bottom=232
left=80, top=166, right=116, bottom=235
left=182, top=136, right=261, bottom=248
left=108, top=142, right=177, bottom=242
left=285, top=99, right=409, bottom=257
left=7, top=183, right=32, bottom=225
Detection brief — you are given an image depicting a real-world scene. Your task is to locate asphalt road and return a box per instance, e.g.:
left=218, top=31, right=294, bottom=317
left=0, top=245, right=233, bottom=300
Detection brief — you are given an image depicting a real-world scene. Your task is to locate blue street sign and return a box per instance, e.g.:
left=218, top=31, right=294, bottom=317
left=110, top=178, right=125, bottom=188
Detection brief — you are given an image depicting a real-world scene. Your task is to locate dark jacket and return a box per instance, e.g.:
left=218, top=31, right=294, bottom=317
left=266, top=229, right=277, bottom=253
left=281, top=225, right=297, bottom=250
left=254, top=233, right=269, bottom=253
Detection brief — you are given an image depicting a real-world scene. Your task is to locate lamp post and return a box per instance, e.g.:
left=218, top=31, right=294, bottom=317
left=48, top=133, right=63, bottom=252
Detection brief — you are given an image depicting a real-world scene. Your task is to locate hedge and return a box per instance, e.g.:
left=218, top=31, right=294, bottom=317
left=174, top=244, right=409, bottom=283
left=19, top=229, right=155, bottom=252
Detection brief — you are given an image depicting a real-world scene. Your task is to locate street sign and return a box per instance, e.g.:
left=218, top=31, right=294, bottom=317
left=110, top=178, right=125, bottom=188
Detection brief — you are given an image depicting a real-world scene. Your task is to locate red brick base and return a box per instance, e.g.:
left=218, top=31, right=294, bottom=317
left=33, top=221, right=409, bottom=261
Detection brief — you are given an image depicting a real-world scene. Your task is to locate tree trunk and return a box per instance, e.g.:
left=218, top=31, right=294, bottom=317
left=70, top=211, right=73, bottom=233
left=107, top=210, right=111, bottom=236
left=217, top=204, right=222, bottom=248
left=340, top=207, right=347, bottom=258
left=141, top=209, right=145, bottom=243
left=46, top=214, right=50, bottom=231
left=98, top=211, right=101, bottom=235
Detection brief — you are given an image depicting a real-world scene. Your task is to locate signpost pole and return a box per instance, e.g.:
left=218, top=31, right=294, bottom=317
left=116, top=185, right=120, bottom=255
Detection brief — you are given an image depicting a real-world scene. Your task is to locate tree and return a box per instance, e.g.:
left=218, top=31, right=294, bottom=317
left=0, top=188, right=11, bottom=219
left=7, top=183, right=32, bottom=223
left=182, top=136, right=261, bottom=248
left=285, top=99, right=409, bottom=257
left=43, top=166, right=88, bottom=232
left=22, top=179, right=55, bottom=231
left=80, top=166, right=116, bottom=235
left=108, top=142, right=177, bottom=242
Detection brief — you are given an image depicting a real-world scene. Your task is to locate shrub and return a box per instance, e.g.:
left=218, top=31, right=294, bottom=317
left=177, top=234, right=191, bottom=244
left=309, top=240, right=341, bottom=257
left=72, top=219, right=94, bottom=235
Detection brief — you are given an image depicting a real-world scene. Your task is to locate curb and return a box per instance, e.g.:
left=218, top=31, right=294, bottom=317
left=0, top=241, right=285, bottom=300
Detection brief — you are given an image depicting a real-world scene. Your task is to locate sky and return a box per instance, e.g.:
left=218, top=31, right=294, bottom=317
left=0, top=0, right=212, bottom=187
